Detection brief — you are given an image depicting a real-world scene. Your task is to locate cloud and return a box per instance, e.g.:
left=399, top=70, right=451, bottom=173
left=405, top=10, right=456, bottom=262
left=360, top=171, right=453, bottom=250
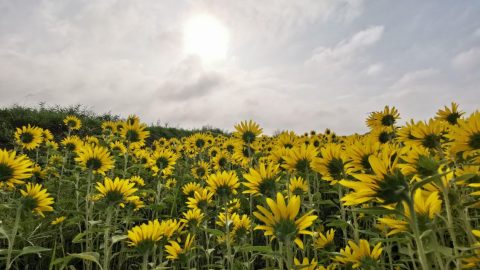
left=305, top=25, right=384, bottom=68
left=365, top=63, right=384, bottom=76
left=452, top=47, right=480, bottom=71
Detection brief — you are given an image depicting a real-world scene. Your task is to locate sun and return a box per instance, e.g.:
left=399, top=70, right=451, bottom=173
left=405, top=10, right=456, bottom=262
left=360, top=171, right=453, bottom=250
left=183, top=15, right=229, bottom=63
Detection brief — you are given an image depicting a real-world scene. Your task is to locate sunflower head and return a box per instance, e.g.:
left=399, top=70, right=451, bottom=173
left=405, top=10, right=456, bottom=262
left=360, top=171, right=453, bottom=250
left=206, top=170, right=240, bottom=200
left=366, top=106, right=400, bottom=129
left=20, top=183, right=54, bottom=217
left=95, top=177, right=139, bottom=206
left=15, top=125, right=43, bottom=150
left=63, top=115, right=82, bottom=130
left=435, top=102, right=464, bottom=125
left=0, top=149, right=34, bottom=188
left=242, top=162, right=280, bottom=197
left=75, top=144, right=115, bottom=175
left=234, top=120, right=263, bottom=144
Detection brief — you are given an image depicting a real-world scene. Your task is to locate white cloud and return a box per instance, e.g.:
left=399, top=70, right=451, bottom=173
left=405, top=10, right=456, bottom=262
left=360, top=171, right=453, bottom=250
left=366, top=63, right=384, bottom=75
left=452, top=47, right=480, bottom=71
left=305, top=25, right=384, bottom=68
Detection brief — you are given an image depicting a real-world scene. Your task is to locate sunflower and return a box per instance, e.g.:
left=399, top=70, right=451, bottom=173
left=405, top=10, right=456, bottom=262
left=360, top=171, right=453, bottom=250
left=101, top=121, right=118, bottom=134
left=75, top=144, right=115, bottom=175
left=129, top=176, right=145, bottom=186
left=294, top=257, right=319, bottom=270
left=339, top=148, right=409, bottom=206
left=313, top=228, right=335, bottom=249
left=366, top=106, right=400, bottom=129
left=42, top=129, right=54, bottom=141
left=187, top=133, right=211, bottom=152
left=435, top=102, right=464, bottom=125
left=95, top=177, right=139, bottom=207
left=462, top=230, right=480, bottom=268
left=276, top=131, right=298, bottom=149
left=345, top=136, right=380, bottom=173
left=186, top=188, right=214, bottom=210
left=15, top=124, right=43, bottom=150
left=0, top=149, right=34, bottom=188
left=182, top=182, right=203, bottom=197
left=334, top=239, right=383, bottom=269
left=148, top=149, right=178, bottom=177
left=206, top=170, right=240, bottom=199
left=282, top=144, right=319, bottom=175
left=234, top=120, right=263, bottom=144
left=268, top=146, right=290, bottom=167
left=165, top=178, right=177, bottom=189
left=211, top=152, right=230, bottom=171
left=370, top=126, right=396, bottom=144
left=51, top=216, right=66, bottom=225
left=110, top=141, right=127, bottom=155
left=312, top=143, right=354, bottom=185
left=181, top=208, right=204, bottom=228
left=127, top=220, right=164, bottom=252
left=232, top=142, right=256, bottom=168
left=447, top=112, right=480, bottom=157
left=63, top=115, right=82, bottom=130
left=406, top=119, right=447, bottom=150
left=253, top=192, right=317, bottom=249
left=165, top=234, right=195, bottom=261
left=232, top=214, right=251, bottom=239
left=191, top=161, right=210, bottom=180
left=61, top=135, right=83, bottom=152
left=378, top=189, right=442, bottom=236
left=20, top=183, right=54, bottom=217
left=289, top=176, right=309, bottom=196
left=120, top=121, right=150, bottom=148
left=398, top=145, right=441, bottom=181
left=242, top=162, right=280, bottom=197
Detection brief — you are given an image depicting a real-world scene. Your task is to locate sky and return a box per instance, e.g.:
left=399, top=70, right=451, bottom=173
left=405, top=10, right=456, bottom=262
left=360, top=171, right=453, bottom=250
left=0, top=0, right=479, bottom=135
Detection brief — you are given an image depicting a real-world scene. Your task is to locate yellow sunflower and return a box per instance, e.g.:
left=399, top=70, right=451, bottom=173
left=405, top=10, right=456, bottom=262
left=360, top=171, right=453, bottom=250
left=447, top=112, right=480, bottom=157
left=127, top=220, right=164, bottom=252
left=120, top=121, right=150, bottom=148
left=313, top=228, right=335, bottom=249
left=282, top=144, right=319, bottom=175
left=0, top=149, right=34, bottom=188
left=435, top=102, right=464, bottom=125
left=276, top=131, right=299, bottom=149
left=339, top=148, right=408, bottom=206
left=75, top=144, right=115, bottom=175
left=289, top=176, right=309, bottom=196
left=61, top=135, right=83, bottom=152
left=181, top=208, right=204, bottom=228
left=63, top=115, right=82, bottom=130
left=186, top=188, right=214, bottom=210
left=234, top=120, right=263, bottom=144
left=191, top=161, right=210, bottom=180
left=406, top=119, right=447, bottom=150
left=148, top=149, right=178, bottom=177
left=182, top=182, right=203, bottom=197
left=253, top=192, right=317, bottom=249
left=20, top=183, right=54, bottom=217
left=95, top=177, right=139, bottom=207
left=345, top=136, right=380, bottom=173
left=109, top=141, right=127, bottom=155
left=334, top=239, right=383, bottom=269
left=366, top=106, right=400, bottom=129
left=165, top=234, right=195, bottom=261
left=206, top=170, right=240, bottom=199
left=15, top=124, right=43, bottom=150
left=51, top=216, right=67, bottom=225
left=242, top=162, right=280, bottom=197
left=312, top=143, right=354, bottom=185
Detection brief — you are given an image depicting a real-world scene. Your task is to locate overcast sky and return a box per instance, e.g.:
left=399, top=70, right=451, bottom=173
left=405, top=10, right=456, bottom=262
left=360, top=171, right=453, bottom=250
left=1, top=1, right=479, bottom=134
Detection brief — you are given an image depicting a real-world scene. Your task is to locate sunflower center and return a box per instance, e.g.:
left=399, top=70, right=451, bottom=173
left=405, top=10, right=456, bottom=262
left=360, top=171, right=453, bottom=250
left=216, top=185, right=233, bottom=199
left=105, top=190, right=125, bottom=203
left=360, top=155, right=372, bottom=171
left=20, top=132, right=34, bottom=144
left=196, top=167, right=206, bottom=177
left=226, top=145, right=235, bottom=154
left=156, top=157, right=170, bottom=169
left=378, top=131, right=391, bottom=144
left=66, top=142, right=77, bottom=151
left=381, top=114, right=396, bottom=126
left=67, top=119, right=78, bottom=128
left=258, top=178, right=276, bottom=197
left=274, top=219, right=298, bottom=242
left=376, top=170, right=409, bottom=204
left=210, top=150, right=218, bottom=157
left=284, top=143, right=293, bottom=149
left=125, top=130, right=140, bottom=143
left=422, top=134, right=441, bottom=149
left=313, top=140, right=320, bottom=147
left=218, top=157, right=227, bottom=168
left=415, top=155, right=438, bottom=177
left=295, top=159, right=310, bottom=174
left=446, top=113, right=461, bottom=125
left=468, top=132, right=480, bottom=150
left=22, top=196, right=38, bottom=211
left=86, top=157, right=103, bottom=170
left=242, top=131, right=256, bottom=144
left=0, top=163, right=14, bottom=182
left=195, top=139, right=205, bottom=148
left=327, top=158, right=345, bottom=179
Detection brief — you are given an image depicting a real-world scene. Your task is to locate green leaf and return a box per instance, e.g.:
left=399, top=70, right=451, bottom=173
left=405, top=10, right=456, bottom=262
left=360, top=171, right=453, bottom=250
left=204, top=228, right=225, bottom=237
left=17, top=246, right=50, bottom=256
left=72, top=232, right=85, bottom=243
left=53, top=252, right=103, bottom=270
left=0, top=226, right=9, bottom=240
left=351, top=207, right=406, bottom=218
left=411, top=172, right=448, bottom=192
left=111, top=235, right=128, bottom=244
left=237, top=245, right=274, bottom=254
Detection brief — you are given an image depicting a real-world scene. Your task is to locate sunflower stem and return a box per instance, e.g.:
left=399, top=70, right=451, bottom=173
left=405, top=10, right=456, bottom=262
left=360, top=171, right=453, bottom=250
left=440, top=185, right=460, bottom=267
left=406, top=196, right=430, bottom=270
left=142, top=250, right=149, bottom=270
left=102, top=206, right=114, bottom=270
left=6, top=205, right=22, bottom=270
left=225, top=200, right=233, bottom=270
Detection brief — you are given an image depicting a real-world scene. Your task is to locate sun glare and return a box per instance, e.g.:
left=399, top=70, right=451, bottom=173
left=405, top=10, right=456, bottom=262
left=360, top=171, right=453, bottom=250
left=183, top=15, right=229, bottom=63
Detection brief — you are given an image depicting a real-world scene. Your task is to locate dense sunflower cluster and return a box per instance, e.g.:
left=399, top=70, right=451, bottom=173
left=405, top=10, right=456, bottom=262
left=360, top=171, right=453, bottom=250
left=1, top=104, right=480, bottom=270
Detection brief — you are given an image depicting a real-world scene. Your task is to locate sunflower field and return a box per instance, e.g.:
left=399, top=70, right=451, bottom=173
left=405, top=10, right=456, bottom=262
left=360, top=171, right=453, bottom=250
left=0, top=103, right=480, bottom=270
